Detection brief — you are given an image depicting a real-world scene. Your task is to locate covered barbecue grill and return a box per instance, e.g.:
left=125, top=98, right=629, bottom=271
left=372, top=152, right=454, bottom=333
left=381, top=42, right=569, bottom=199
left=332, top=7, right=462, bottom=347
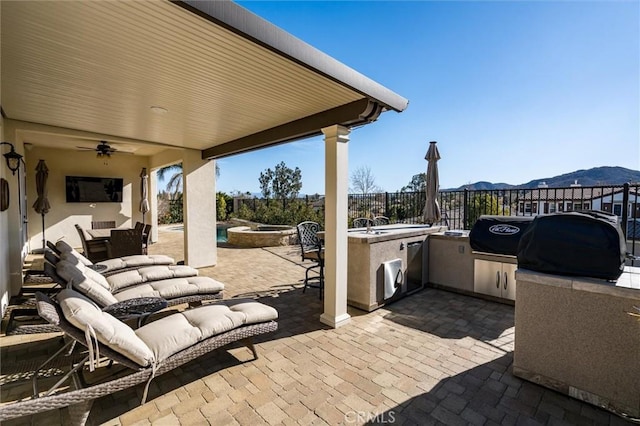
left=469, top=215, right=535, bottom=256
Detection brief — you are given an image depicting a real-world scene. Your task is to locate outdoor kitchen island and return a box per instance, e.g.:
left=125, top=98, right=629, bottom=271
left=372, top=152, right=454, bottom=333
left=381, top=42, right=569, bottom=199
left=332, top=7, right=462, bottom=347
left=346, top=224, right=447, bottom=311
left=513, top=267, right=640, bottom=419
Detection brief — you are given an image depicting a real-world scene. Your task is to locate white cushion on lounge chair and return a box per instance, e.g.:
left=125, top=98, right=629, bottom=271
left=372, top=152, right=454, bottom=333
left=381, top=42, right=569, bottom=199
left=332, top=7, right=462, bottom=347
left=62, top=259, right=198, bottom=292
left=113, top=277, right=225, bottom=301
left=57, top=289, right=277, bottom=367
left=97, top=254, right=175, bottom=272
left=56, top=240, right=93, bottom=266
left=57, top=260, right=110, bottom=290
left=56, top=260, right=116, bottom=306
left=222, top=299, right=282, bottom=324
left=75, top=280, right=119, bottom=307
left=135, top=299, right=278, bottom=362
left=58, top=244, right=175, bottom=272
left=57, top=289, right=154, bottom=367
left=55, top=260, right=223, bottom=308
left=106, top=266, right=198, bottom=292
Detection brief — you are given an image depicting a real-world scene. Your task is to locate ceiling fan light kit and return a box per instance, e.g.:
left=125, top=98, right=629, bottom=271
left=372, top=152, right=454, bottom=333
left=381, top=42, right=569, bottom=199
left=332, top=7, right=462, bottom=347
left=75, top=141, right=128, bottom=163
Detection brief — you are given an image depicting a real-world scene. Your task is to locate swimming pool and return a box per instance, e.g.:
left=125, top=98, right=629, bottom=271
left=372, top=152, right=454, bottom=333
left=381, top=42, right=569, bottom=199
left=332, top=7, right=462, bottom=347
left=217, top=224, right=231, bottom=243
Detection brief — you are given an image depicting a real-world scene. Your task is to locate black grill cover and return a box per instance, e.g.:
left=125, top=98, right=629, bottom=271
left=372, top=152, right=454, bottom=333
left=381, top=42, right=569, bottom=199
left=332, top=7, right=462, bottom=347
left=517, top=210, right=626, bottom=281
left=469, top=215, right=535, bottom=256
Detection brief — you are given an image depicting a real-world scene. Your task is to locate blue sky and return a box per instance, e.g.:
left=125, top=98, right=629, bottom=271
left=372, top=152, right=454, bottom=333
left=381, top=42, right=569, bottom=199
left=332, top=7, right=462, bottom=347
left=209, top=1, right=639, bottom=195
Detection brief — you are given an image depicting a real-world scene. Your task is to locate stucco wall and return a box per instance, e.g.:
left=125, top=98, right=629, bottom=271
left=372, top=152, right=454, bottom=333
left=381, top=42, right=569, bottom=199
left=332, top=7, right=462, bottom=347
left=428, top=234, right=474, bottom=292
left=514, top=270, right=640, bottom=417
left=24, top=146, right=149, bottom=251
left=0, top=117, right=9, bottom=316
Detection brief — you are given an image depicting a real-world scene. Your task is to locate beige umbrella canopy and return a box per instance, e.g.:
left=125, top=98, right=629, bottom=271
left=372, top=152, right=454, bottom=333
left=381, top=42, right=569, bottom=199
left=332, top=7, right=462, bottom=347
left=140, top=168, right=150, bottom=225
left=32, top=159, right=51, bottom=251
left=423, top=141, right=441, bottom=225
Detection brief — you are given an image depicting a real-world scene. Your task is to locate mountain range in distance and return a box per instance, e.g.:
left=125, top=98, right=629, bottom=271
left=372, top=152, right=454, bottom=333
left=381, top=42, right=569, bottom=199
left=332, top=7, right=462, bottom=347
left=446, top=166, right=640, bottom=191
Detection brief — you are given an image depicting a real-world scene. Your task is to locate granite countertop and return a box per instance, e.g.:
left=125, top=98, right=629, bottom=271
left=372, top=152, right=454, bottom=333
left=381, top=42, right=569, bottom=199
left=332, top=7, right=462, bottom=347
left=347, top=224, right=447, bottom=244
left=430, top=231, right=470, bottom=240
left=516, top=267, right=640, bottom=299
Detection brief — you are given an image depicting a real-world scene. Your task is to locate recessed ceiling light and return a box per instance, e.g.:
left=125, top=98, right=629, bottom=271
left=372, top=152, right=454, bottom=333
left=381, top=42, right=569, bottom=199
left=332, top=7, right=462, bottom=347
left=150, top=106, right=169, bottom=114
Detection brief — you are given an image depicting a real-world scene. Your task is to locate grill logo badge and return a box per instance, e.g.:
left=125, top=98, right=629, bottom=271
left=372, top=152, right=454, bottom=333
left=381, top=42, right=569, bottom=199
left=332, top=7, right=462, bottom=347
left=489, top=224, right=520, bottom=235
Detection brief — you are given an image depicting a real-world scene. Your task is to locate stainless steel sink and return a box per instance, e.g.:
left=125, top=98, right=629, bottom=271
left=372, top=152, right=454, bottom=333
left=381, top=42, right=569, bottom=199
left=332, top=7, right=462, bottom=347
left=361, top=230, right=387, bottom=235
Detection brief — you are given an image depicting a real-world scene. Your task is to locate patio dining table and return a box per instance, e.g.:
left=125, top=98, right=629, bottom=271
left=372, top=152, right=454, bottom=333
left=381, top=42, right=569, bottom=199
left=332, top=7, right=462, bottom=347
left=86, top=228, right=114, bottom=240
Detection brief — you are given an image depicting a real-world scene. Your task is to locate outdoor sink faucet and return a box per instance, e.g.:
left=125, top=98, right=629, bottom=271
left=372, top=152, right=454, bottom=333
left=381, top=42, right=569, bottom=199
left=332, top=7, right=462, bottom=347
left=367, top=212, right=375, bottom=234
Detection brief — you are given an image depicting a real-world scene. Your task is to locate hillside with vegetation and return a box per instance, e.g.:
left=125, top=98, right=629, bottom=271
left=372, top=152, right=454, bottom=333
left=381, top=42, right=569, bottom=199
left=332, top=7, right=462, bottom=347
left=450, top=166, right=640, bottom=190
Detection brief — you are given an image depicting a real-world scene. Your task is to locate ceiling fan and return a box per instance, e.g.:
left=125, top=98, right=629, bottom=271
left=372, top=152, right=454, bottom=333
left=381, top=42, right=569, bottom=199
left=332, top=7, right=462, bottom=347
left=76, top=140, right=130, bottom=158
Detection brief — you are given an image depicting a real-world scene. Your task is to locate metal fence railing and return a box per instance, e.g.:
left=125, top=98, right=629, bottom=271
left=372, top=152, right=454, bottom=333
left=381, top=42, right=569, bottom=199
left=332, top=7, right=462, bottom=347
left=227, top=183, right=640, bottom=261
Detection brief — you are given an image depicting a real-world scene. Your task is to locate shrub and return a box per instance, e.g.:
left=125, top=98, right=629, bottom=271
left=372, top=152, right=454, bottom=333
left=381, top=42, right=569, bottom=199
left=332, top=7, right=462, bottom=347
left=216, top=192, right=227, bottom=221
left=232, top=198, right=323, bottom=227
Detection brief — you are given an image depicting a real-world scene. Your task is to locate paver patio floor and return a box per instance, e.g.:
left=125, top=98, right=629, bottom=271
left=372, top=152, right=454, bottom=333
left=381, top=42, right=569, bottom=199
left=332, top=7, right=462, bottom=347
left=0, top=227, right=635, bottom=425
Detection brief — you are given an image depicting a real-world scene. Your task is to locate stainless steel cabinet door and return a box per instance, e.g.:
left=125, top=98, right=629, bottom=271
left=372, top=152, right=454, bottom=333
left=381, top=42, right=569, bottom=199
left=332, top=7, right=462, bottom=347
left=474, top=259, right=517, bottom=301
left=473, top=259, right=502, bottom=298
left=502, top=263, right=517, bottom=301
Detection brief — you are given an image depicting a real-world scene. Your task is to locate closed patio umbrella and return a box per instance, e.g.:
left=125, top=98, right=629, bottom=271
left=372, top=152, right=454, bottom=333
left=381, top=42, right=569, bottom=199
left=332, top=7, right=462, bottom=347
left=423, top=141, right=441, bottom=225
left=32, top=159, right=51, bottom=251
left=140, top=167, right=150, bottom=225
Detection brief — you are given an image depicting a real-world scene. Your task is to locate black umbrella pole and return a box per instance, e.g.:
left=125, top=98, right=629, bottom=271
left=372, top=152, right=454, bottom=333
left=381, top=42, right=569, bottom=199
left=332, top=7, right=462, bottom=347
left=42, top=213, right=45, bottom=251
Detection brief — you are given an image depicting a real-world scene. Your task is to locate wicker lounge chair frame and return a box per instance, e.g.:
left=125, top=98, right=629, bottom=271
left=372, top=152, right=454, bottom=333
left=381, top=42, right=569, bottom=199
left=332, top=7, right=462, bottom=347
left=0, top=292, right=278, bottom=425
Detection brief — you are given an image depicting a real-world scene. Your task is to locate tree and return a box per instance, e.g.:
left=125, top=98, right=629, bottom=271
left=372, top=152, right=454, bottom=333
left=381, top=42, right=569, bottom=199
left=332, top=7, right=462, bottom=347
left=466, top=193, right=500, bottom=229
left=259, top=168, right=274, bottom=199
left=402, top=173, right=426, bottom=193
left=157, top=161, right=220, bottom=198
left=216, top=192, right=228, bottom=221
left=157, top=163, right=183, bottom=198
left=259, top=161, right=302, bottom=200
left=350, top=166, right=381, bottom=194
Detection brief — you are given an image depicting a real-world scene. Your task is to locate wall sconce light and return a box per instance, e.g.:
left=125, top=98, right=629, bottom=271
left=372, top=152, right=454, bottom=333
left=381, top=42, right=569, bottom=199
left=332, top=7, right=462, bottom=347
left=0, top=142, right=23, bottom=175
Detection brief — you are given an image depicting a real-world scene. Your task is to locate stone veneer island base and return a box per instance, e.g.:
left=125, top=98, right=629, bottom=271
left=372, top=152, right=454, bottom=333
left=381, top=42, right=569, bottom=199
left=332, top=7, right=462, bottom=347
left=513, top=268, right=640, bottom=419
left=346, top=224, right=447, bottom=311
left=226, top=225, right=296, bottom=248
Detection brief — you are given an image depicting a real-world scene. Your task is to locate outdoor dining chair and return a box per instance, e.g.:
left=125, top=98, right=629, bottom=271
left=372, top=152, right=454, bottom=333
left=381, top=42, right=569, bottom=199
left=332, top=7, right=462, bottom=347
left=142, top=224, right=152, bottom=254
left=91, top=220, right=116, bottom=229
left=373, top=216, right=390, bottom=226
left=75, top=224, right=110, bottom=262
left=296, top=221, right=324, bottom=298
left=352, top=217, right=373, bottom=228
left=107, top=228, right=144, bottom=258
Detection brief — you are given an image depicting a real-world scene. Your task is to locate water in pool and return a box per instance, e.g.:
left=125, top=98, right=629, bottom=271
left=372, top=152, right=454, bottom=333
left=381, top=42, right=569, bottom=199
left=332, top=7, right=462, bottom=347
left=217, top=224, right=230, bottom=243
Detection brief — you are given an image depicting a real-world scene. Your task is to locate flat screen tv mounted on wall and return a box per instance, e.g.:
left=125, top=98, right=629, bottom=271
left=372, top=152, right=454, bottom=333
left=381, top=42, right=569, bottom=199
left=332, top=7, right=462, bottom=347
left=66, top=176, right=124, bottom=203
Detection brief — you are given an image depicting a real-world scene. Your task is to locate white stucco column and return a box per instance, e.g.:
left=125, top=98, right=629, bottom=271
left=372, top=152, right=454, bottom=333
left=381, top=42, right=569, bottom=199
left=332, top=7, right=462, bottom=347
left=149, top=169, right=159, bottom=244
left=2, top=122, right=26, bottom=300
left=321, top=125, right=351, bottom=328
left=182, top=151, right=216, bottom=268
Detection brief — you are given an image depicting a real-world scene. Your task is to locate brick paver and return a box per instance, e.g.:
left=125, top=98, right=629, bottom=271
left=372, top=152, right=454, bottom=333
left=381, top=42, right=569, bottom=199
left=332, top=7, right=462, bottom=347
left=0, top=226, right=635, bottom=425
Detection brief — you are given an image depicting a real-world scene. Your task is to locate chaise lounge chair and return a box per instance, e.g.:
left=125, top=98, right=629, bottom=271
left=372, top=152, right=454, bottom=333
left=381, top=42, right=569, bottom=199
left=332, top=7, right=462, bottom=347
left=6, top=249, right=202, bottom=335
left=54, top=240, right=175, bottom=276
left=46, top=250, right=199, bottom=290
left=0, top=290, right=278, bottom=425
left=47, top=259, right=224, bottom=311
left=7, top=260, right=223, bottom=335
